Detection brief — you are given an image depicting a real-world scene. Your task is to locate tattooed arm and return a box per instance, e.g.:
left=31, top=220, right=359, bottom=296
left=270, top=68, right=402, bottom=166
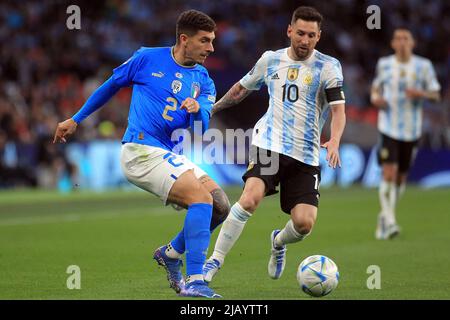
left=211, top=82, right=252, bottom=116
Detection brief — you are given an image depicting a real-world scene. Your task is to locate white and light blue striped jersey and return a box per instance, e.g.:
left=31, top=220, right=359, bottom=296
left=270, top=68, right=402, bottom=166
left=240, top=48, right=345, bottom=166
left=373, top=54, right=440, bottom=141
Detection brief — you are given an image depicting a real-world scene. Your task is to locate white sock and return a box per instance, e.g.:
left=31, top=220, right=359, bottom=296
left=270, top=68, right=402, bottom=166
left=210, top=202, right=252, bottom=265
left=186, top=274, right=203, bottom=284
left=274, top=219, right=308, bottom=248
left=397, top=182, right=406, bottom=199
left=165, top=243, right=182, bottom=259
left=379, top=180, right=391, bottom=215
left=387, top=183, right=397, bottom=225
left=391, top=182, right=406, bottom=225
left=379, top=180, right=396, bottom=226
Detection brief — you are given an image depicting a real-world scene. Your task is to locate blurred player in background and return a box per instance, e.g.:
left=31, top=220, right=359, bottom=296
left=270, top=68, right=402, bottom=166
left=53, top=10, right=230, bottom=298
left=203, top=6, right=346, bottom=283
left=371, top=28, right=441, bottom=240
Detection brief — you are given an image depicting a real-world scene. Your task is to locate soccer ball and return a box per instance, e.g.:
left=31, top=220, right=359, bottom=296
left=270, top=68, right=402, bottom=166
left=297, top=255, right=339, bottom=297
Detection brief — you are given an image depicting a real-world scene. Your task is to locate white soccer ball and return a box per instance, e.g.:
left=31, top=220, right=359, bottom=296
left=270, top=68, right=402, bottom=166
left=297, top=255, right=339, bottom=297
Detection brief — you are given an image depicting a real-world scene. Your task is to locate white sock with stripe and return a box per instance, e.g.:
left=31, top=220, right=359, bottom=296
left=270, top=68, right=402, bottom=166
left=274, top=219, right=308, bottom=248
left=209, top=202, right=252, bottom=265
left=388, top=182, right=398, bottom=225
left=379, top=180, right=396, bottom=225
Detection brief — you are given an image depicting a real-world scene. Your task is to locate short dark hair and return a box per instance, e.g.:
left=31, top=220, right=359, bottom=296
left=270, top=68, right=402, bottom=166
left=176, top=10, right=216, bottom=42
left=392, top=27, right=414, bottom=37
left=291, top=6, right=323, bottom=29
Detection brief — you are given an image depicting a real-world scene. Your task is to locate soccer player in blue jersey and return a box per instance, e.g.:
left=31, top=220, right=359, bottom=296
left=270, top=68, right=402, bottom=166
left=53, top=10, right=230, bottom=298
left=203, top=6, right=346, bottom=283
left=371, top=28, right=441, bottom=240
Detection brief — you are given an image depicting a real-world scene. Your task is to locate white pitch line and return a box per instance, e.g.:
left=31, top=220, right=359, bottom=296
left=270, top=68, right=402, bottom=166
left=0, top=207, right=179, bottom=227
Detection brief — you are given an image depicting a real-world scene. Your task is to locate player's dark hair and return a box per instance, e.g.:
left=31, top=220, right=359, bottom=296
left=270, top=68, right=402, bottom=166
left=291, top=6, right=323, bottom=29
left=392, top=27, right=414, bottom=38
left=176, top=10, right=216, bottom=42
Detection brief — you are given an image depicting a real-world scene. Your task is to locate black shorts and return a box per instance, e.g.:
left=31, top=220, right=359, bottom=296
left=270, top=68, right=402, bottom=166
left=242, top=147, right=321, bottom=214
left=377, top=133, right=419, bottom=173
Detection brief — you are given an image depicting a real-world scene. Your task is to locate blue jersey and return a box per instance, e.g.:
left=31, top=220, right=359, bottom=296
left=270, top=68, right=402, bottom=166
left=112, top=47, right=216, bottom=151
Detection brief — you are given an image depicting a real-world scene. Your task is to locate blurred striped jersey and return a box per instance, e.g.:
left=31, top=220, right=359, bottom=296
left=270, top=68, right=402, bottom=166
left=372, top=54, right=440, bottom=141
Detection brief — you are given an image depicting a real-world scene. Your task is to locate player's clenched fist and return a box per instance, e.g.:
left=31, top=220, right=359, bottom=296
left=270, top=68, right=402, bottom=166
left=180, top=98, right=200, bottom=113
left=53, top=118, right=78, bottom=143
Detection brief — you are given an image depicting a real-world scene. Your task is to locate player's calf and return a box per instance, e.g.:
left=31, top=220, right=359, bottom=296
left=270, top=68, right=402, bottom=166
left=204, top=202, right=252, bottom=283
left=210, top=188, right=231, bottom=231
left=198, top=175, right=231, bottom=230
left=167, top=171, right=214, bottom=289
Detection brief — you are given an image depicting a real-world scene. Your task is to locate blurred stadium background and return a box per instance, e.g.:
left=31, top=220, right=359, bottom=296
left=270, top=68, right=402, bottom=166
left=1, top=0, right=450, bottom=300
left=1, top=0, right=449, bottom=191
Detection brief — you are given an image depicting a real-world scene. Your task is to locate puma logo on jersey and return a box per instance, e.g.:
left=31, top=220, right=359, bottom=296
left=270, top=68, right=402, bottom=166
left=152, top=71, right=164, bottom=78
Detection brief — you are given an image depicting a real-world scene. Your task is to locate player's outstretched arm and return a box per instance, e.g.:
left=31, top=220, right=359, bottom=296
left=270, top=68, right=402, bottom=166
left=53, top=118, right=78, bottom=143
left=53, top=76, right=121, bottom=143
left=211, top=82, right=252, bottom=116
left=321, top=104, right=346, bottom=169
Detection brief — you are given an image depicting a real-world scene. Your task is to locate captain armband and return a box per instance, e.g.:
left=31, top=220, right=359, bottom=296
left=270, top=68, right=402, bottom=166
left=325, top=87, right=345, bottom=105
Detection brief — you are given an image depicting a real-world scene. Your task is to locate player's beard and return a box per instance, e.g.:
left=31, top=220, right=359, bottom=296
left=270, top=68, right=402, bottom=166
left=397, top=48, right=412, bottom=60
left=184, top=51, right=207, bottom=65
left=295, top=46, right=310, bottom=60
left=196, top=55, right=206, bottom=65
left=182, top=53, right=197, bottom=66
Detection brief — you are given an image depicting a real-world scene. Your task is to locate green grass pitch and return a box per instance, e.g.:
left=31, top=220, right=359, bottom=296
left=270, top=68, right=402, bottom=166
left=0, top=186, right=449, bottom=299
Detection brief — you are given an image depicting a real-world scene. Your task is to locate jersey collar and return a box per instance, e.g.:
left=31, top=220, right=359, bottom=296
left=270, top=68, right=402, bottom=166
left=284, top=48, right=316, bottom=64
left=170, top=46, right=198, bottom=69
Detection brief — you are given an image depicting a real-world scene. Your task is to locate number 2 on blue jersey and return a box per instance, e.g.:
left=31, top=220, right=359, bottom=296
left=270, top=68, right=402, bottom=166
left=162, top=97, right=177, bottom=121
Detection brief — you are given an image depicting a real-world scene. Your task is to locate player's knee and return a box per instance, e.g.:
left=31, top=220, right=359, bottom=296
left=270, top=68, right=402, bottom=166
left=238, top=193, right=262, bottom=213
left=211, top=188, right=231, bottom=223
left=383, top=165, right=397, bottom=182
left=189, top=185, right=213, bottom=205
left=397, top=173, right=408, bottom=185
left=384, top=173, right=396, bottom=182
left=292, top=213, right=316, bottom=235
left=198, top=190, right=213, bottom=205
left=295, top=220, right=314, bottom=235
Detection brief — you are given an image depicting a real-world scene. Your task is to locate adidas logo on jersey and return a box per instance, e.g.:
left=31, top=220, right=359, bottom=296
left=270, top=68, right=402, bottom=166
left=271, top=73, right=280, bottom=80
